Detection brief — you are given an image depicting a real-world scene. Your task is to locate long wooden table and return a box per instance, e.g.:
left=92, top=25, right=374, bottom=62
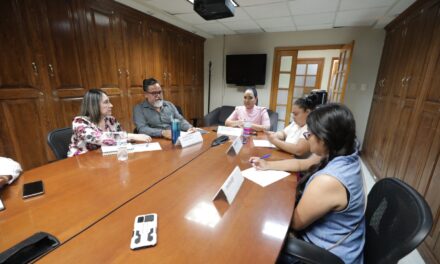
left=39, top=137, right=297, bottom=263
left=0, top=133, right=217, bottom=252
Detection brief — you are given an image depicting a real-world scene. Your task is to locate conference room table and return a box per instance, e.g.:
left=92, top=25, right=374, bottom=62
left=1, top=130, right=297, bottom=263
left=0, top=132, right=217, bottom=252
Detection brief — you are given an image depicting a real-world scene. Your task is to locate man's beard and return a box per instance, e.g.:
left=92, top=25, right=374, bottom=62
left=153, top=99, right=163, bottom=108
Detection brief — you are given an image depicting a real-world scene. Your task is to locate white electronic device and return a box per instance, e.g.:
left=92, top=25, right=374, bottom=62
left=130, top=213, right=157, bottom=250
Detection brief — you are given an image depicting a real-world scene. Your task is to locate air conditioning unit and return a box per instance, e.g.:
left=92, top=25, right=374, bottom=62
left=194, top=0, right=235, bottom=20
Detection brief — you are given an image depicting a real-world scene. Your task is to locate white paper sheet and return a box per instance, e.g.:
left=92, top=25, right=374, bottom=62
left=241, top=167, right=290, bottom=187
left=132, top=142, right=162, bottom=152
left=253, top=140, right=276, bottom=148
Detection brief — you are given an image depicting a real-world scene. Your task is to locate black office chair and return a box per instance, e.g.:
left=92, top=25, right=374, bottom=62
left=278, top=177, right=433, bottom=264
left=267, top=109, right=278, bottom=132
left=47, top=127, right=73, bottom=160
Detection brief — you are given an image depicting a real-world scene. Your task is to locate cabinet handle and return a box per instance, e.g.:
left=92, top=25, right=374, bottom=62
left=163, top=72, right=167, bottom=80
left=31, top=62, right=38, bottom=75
left=118, top=69, right=122, bottom=76
left=48, top=64, right=55, bottom=77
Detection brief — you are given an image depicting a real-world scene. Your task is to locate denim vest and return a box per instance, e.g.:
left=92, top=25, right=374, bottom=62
left=302, top=150, right=365, bottom=264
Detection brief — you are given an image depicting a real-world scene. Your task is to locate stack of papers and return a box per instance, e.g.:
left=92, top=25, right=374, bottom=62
left=241, top=167, right=290, bottom=187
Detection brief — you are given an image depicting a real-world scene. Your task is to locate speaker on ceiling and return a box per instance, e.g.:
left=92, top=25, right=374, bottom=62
left=194, top=0, right=236, bottom=21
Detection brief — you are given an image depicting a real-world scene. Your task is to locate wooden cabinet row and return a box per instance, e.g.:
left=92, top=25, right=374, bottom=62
left=0, top=0, right=204, bottom=169
left=362, top=0, right=440, bottom=262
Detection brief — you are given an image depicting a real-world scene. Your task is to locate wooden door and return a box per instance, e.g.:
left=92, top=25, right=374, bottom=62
left=181, top=35, right=195, bottom=120
left=164, top=29, right=182, bottom=108
left=83, top=1, right=129, bottom=130
left=0, top=0, right=50, bottom=169
left=328, top=41, right=354, bottom=103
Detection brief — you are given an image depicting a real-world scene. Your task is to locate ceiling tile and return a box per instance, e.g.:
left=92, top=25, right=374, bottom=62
left=293, top=12, right=334, bottom=26
left=340, top=0, right=397, bottom=11
left=374, top=16, right=395, bottom=28
left=145, top=0, right=193, bottom=14
left=256, top=16, right=294, bottom=28
left=264, top=26, right=297, bottom=32
left=296, top=24, right=333, bottom=31
left=222, top=19, right=261, bottom=30
left=288, top=0, right=339, bottom=15
left=235, top=0, right=284, bottom=7
left=175, top=13, right=208, bottom=24
left=235, top=28, right=264, bottom=34
left=335, top=7, right=388, bottom=27
left=243, top=2, right=290, bottom=19
left=194, top=22, right=235, bottom=34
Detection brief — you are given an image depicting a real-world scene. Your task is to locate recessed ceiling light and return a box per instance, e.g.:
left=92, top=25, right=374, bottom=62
left=186, top=0, right=239, bottom=7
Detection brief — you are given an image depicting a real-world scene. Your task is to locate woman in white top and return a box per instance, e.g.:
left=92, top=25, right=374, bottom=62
left=266, top=97, right=317, bottom=157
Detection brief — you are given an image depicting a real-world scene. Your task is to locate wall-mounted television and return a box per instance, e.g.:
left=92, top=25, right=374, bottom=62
left=226, top=54, right=267, bottom=86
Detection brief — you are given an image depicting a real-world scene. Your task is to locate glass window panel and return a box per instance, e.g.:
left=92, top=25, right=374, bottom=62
left=276, top=105, right=286, bottom=120
left=296, top=64, right=306, bottom=75
left=280, top=56, right=292, bottom=72
left=277, top=90, right=288, bottom=104
left=279, top=73, right=291, bottom=88
left=277, top=121, right=285, bottom=131
left=295, top=76, right=305, bottom=86
left=293, top=87, right=304, bottom=98
left=306, top=76, right=316, bottom=87
left=307, top=64, right=318, bottom=75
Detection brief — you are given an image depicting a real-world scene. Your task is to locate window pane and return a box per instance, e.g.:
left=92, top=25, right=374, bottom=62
left=276, top=105, right=286, bottom=120
left=295, top=76, right=304, bottom=86
left=307, top=64, right=318, bottom=75
left=306, top=76, right=316, bottom=87
left=293, top=87, right=304, bottom=98
left=279, top=73, right=291, bottom=88
left=277, top=90, right=288, bottom=104
left=280, top=56, right=292, bottom=72
left=296, top=64, right=306, bottom=75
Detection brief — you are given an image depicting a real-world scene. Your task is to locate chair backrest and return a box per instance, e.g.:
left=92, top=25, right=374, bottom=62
left=203, top=106, right=235, bottom=127
left=267, top=109, right=278, bottom=132
left=175, top=105, right=183, bottom=116
left=364, top=177, right=433, bottom=264
left=47, top=127, right=73, bottom=160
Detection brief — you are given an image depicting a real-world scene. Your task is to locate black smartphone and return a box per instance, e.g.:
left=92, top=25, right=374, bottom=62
left=22, top=180, right=44, bottom=199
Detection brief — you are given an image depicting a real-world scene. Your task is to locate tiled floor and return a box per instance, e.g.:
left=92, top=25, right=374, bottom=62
left=360, top=159, right=425, bottom=264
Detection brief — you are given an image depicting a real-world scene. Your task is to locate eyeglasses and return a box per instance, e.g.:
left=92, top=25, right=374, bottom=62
left=303, top=131, right=312, bottom=140
left=146, top=91, right=162, bottom=96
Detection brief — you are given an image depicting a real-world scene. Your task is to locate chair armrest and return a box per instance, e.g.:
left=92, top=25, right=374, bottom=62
left=203, top=108, right=221, bottom=127
left=282, top=236, right=344, bottom=264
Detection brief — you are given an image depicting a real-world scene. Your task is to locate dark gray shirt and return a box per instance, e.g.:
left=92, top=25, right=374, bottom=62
left=133, top=100, right=192, bottom=137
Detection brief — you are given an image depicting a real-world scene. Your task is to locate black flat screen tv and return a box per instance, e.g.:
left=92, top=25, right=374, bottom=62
left=226, top=54, right=266, bottom=86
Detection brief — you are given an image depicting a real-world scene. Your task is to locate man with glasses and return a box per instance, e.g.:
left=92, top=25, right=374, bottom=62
left=133, top=78, right=195, bottom=139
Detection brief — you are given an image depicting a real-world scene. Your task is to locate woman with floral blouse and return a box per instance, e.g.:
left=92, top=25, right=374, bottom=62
left=68, top=89, right=151, bottom=157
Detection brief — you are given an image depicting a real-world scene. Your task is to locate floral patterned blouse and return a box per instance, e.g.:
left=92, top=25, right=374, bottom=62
left=67, top=116, right=122, bottom=157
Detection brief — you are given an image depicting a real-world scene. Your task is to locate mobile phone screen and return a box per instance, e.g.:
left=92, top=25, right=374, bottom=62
left=22, top=181, right=44, bottom=199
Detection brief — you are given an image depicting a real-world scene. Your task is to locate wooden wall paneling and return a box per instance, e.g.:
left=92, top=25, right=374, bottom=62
left=194, top=39, right=204, bottom=122
left=145, top=20, right=166, bottom=85
left=181, top=36, right=195, bottom=120
left=83, top=0, right=130, bottom=129
left=164, top=29, right=182, bottom=108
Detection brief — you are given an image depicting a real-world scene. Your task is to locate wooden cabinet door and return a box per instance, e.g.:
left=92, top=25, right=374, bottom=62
left=164, top=29, right=182, bottom=108
left=194, top=39, right=204, bottom=122
left=145, top=20, right=166, bottom=86
left=181, top=36, right=195, bottom=120
left=40, top=0, right=89, bottom=128
left=119, top=10, right=146, bottom=131
left=83, top=1, right=129, bottom=129
left=0, top=0, right=50, bottom=169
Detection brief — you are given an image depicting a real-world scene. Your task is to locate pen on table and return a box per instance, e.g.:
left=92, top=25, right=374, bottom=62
left=250, top=154, right=271, bottom=164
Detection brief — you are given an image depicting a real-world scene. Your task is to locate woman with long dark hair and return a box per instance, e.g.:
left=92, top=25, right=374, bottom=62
left=250, top=103, right=365, bottom=263
left=68, top=89, right=151, bottom=157
left=266, top=96, right=317, bottom=157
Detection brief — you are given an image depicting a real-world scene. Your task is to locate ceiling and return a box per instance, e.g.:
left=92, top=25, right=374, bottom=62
left=116, top=0, right=416, bottom=38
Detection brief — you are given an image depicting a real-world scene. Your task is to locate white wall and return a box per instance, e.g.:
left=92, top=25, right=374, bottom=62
left=297, top=49, right=340, bottom=91
left=203, top=27, right=385, bottom=148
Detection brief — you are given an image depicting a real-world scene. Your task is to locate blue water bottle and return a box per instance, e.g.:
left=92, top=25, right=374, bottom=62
left=171, top=119, right=181, bottom=144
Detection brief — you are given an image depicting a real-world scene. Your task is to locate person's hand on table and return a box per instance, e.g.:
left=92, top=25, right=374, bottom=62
left=0, top=175, right=12, bottom=188
left=161, top=130, right=172, bottom=139
left=249, top=157, right=269, bottom=170
left=129, top=133, right=152, bottom=142
left=187, top=127, right=198, bottom=133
